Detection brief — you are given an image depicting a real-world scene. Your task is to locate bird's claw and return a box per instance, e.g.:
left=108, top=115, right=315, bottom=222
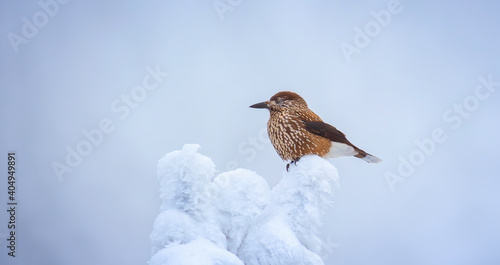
left=286, top=158, right=301, bottom=172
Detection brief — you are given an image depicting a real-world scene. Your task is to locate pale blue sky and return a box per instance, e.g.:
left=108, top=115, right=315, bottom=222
left=1, top=1, right=499, bottom=264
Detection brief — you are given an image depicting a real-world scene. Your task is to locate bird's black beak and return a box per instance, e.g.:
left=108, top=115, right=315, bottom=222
left=250, top=101, right=269, bottom=109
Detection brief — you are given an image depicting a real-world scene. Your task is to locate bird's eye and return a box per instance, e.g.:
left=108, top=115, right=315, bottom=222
left=276, top=98, right=284, bottom=105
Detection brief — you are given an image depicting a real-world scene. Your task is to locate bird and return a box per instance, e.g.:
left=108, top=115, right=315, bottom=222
left=250, top=91, right=381, bottom=170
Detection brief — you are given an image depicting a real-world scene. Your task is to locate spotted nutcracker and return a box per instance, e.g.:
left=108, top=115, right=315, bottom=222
left=250, top=91, right=381, bottom=170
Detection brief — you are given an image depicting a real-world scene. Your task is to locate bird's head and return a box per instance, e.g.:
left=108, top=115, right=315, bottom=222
left=250, top=91, right=308, bottom=112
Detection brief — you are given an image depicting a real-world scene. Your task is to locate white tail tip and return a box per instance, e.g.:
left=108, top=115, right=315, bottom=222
left=362, top=154, right=382, bottom=163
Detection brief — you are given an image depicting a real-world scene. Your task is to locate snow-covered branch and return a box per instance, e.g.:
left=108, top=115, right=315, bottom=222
left=149, top=144, right=338, bottom=265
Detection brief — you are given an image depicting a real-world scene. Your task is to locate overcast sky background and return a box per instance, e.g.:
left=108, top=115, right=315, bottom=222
left=1, top=1, right=500, bottom=264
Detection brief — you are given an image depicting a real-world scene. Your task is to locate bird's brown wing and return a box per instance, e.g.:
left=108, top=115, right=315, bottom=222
left=303, top=121, right=353, bottom=146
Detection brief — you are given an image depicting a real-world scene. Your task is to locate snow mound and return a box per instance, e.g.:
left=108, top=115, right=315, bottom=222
left=211, top=168, right=270, bottom=253
left=156, top=143, right=214, bottom=215
left=150, top=144, right=228, bottom=262
left=238, top=155, right=339, bottom=265
left=150, top=238, right=243, bottom=265
left=149, top=145, right=339, bottom=265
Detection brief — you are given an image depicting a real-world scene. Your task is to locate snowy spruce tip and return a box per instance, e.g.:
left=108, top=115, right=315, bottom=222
left=149, top=144, right=339, bottom=265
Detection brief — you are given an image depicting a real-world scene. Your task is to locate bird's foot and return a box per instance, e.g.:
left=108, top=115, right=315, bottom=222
left=286, top=158, right=301, bottom=172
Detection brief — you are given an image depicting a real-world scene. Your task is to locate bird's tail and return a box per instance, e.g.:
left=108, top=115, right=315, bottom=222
left=355, top=149, right=382, bottom=163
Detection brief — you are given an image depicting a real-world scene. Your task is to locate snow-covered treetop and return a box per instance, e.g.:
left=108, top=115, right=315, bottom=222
left=149, top=144, right=339, bottom=265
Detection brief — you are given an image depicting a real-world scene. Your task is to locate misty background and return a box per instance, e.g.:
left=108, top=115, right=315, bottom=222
left=1, top=0, right=499, bottom=264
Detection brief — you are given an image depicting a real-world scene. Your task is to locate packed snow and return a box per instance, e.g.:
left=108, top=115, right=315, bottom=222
left=149, top=144, right=339, bottom=265
left=211, top=168, right=271, bottom=254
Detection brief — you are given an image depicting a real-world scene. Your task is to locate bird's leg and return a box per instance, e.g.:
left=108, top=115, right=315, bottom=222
left=286, top=157, right=301, bottom=172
